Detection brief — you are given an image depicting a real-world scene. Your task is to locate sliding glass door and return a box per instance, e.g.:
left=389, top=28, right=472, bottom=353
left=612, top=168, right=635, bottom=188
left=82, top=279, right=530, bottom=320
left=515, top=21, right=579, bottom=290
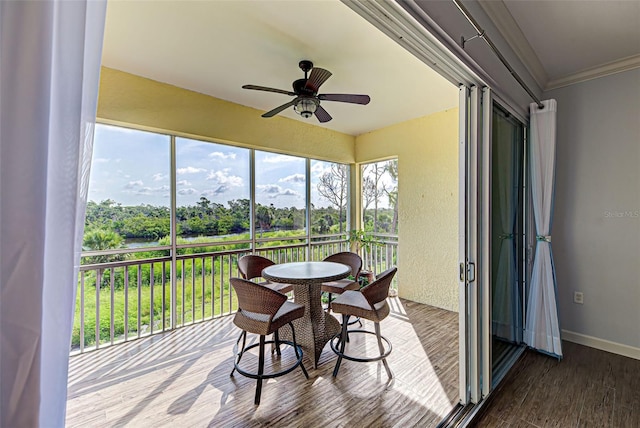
left=459, top=84, right=482, bottom=404
left=461, top=87, right=528, bottom=407
left=490, top=104, right=526, bottom=376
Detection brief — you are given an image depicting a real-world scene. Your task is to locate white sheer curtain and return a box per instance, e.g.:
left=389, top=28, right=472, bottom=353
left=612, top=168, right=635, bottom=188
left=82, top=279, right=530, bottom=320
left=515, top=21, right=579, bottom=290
left=0, top=1, right=106, bottom=426
left=524, top=99, right=563, bottom=358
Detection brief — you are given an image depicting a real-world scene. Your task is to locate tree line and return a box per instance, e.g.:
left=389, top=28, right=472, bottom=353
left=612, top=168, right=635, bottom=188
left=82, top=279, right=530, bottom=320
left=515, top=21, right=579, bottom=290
left=83, top=161, right=398, bottom=253
left=83, top=198, right=349, bottom=247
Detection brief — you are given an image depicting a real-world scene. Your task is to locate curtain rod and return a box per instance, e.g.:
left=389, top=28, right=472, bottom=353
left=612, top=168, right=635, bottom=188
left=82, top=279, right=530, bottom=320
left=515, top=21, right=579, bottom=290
left=452, top=0, right=544, bottom=109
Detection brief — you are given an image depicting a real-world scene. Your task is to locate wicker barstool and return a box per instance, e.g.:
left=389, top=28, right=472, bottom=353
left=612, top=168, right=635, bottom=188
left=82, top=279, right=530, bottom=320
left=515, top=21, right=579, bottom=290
left=230, top=277, right=309, bottom=405
left=238, top=254, right=294, bottom=295
left=238, top=254, right=295, bottom=355
left=330, top=267, right=397, bottom=380
left=321, top=252, right=362, bottom=312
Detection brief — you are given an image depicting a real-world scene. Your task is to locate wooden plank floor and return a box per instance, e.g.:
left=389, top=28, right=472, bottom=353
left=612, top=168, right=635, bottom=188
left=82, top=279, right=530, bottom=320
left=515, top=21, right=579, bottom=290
left=66, top=298, right=459, bottom=427
left=474, top=341, right=640, bottom=428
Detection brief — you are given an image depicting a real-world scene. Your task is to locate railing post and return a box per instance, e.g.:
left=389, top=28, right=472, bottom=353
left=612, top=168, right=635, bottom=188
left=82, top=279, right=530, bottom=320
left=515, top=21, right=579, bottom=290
left=170, top=135, right=177, bottom=329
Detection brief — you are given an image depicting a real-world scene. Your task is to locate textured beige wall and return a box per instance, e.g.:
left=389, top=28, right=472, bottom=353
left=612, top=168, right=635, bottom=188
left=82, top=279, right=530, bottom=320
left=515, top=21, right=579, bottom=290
left=356, top=109, right=459, bottom=312
left=97, top=67, right=355, bottom=162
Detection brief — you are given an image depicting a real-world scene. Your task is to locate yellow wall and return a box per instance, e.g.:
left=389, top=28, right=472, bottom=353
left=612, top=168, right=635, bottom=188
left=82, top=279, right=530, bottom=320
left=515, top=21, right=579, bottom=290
left=356, top=109, right=459, bottom=311
left=97, top=67, right=355, bottom=162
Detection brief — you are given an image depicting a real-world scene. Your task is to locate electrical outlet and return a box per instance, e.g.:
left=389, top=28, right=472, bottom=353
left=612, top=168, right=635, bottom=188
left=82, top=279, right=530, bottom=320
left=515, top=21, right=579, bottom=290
left=573, top=291, right=584, bottom=304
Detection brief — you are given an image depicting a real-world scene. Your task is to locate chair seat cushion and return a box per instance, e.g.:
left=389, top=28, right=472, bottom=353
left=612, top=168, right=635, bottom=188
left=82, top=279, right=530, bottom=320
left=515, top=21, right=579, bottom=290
left=258, top=280, right=294, bottom=295
left=270, top=301, right=305, bottom=333
left=330, top=290, right=389, bottom=322
left=321, top=278, right=359, bottom=294
left=234, top=300, right=304, bottom=335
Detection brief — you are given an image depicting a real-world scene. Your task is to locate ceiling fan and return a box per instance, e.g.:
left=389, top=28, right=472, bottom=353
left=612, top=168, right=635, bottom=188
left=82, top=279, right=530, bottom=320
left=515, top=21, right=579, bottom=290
left=242, top=60, right=370, bottom=123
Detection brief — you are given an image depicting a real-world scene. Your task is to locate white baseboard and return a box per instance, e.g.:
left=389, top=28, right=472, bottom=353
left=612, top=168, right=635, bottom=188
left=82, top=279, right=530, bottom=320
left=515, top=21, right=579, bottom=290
left=562, top=330, right=640, bottom=360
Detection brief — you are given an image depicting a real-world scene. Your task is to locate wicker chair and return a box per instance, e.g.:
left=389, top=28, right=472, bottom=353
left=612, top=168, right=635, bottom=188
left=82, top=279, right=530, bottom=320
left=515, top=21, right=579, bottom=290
left=330, top=267, right=397, bottom=380
left=238, top=254, right=294, bottom=295
left=321, top=251, right=362, bottom=312
left=230, top=277, right=309, bottom=405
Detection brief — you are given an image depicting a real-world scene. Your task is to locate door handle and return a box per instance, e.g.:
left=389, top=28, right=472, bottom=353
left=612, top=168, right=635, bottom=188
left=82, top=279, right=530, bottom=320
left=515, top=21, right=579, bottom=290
left=460, top=261, right=476, bottom=283
left=467, top=262, right=476, bottom=283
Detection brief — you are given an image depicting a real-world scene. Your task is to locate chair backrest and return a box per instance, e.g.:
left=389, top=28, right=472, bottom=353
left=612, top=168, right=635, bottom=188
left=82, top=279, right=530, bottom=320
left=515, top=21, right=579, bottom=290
left=237, top=254, right=275, bottom=281
left=361, top=267, right=397, bottom=306
left=230, top=277, right=286, bottom=317
left=323, top=251, right=362, bottom=278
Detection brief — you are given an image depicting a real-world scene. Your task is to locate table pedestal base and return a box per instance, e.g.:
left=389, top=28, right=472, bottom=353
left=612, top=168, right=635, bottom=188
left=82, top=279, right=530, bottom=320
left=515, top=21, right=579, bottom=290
left=279, top=282, right=341, bottom=369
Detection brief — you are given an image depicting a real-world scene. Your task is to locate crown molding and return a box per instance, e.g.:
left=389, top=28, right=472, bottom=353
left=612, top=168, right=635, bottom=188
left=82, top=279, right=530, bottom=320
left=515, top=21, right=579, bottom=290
left=545, top=54, right=640, bottom=91
left=477, top=0, right=548, bottom=89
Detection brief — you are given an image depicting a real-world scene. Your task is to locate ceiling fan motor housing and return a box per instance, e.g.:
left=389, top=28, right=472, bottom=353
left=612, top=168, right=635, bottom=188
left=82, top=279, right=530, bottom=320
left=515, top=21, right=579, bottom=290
left=293, top=78, right=314, bottom=95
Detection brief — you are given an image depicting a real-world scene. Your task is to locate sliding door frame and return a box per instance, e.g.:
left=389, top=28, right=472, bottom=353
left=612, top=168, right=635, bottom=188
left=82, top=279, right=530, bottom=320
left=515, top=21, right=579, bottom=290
left=343, top=0, right=533, bottom=421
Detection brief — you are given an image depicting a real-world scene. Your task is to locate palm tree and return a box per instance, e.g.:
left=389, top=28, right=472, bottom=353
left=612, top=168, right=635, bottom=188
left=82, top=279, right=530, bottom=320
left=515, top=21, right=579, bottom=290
left=83, top=228, right=125, bottom=264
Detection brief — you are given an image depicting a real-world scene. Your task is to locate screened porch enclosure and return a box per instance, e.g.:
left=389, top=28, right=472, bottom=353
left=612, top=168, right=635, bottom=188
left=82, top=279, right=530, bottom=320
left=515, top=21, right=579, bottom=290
left=74, top=123, right=399, bottom=354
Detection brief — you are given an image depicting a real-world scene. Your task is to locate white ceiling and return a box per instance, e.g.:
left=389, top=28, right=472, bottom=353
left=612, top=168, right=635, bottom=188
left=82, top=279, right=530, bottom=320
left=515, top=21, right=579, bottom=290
left=480, top=0, right=640, bottom=89
left=102, top=0, right=459, bottom=137
left=102, top=0, right=640, bottom=133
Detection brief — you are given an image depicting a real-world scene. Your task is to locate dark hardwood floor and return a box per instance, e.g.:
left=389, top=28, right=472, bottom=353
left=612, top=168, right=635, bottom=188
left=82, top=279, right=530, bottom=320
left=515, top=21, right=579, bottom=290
left=66, top=298, right=459, bottom=427
left=474, top=341, right=640, bottom=428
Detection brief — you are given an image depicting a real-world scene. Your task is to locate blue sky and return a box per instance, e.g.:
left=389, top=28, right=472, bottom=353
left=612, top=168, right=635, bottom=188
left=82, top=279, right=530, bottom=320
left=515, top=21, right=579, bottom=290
left=89, top=124, right=342, bottom=209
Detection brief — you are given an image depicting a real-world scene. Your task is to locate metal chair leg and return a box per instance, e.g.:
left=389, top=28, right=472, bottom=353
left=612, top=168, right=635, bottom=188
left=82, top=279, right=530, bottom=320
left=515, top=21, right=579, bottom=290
left=333, top=314, right=350, bottom=377
left=273, top=330, right=282, bottom=356
left=289, top=322, right=308, bottom=379
left=327, top=292, right=333, bottom=312
left=231, top=330, right=247, bottom=376
left=255, top=335, right=265, bottom=405
left=375, top=322, right=393, bottom=380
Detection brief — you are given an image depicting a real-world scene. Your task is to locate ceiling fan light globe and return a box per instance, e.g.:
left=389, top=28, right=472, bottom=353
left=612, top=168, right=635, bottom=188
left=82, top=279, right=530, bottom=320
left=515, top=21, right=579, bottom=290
left=294, top=97, right=319, bottom=118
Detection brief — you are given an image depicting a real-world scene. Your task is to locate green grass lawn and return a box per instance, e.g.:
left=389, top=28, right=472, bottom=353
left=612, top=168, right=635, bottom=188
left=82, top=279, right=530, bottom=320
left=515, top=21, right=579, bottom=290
left=72, top=273, right=238, bottom=349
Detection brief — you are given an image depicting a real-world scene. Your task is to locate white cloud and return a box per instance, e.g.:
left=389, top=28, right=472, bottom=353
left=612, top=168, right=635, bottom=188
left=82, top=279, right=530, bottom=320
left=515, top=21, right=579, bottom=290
left=178, top=188, right=198, bottom=195
left=209, top=151, right=236, bottom=160
left=134, top=187, right=152, bottom=195
left=152, top=173, right=166, bottom=181
left=279, top=173, right=305, bottom=184
left=258, top=184, right=282, bottom=194
left=177, top=179, right=192, bottom=186
left=311, top=162, right=327, bottom=174
left=257, top=184, right=301, bottom=199
left=94, top=157, right=110, bottom=163
left=125, top=180, right=144, bottom=189
left=202, top=185, right=230, bottom=196
left=263, top=154, right=300, bottom=163
left=206, top=169, right=243, bottom=187
left=279, top=189, right=299, bottom=197
left=125, top=184, right=169, bottom=195
left=177, top=166, right=206, bottom=175
left=311, top=162, right=333, bottom=177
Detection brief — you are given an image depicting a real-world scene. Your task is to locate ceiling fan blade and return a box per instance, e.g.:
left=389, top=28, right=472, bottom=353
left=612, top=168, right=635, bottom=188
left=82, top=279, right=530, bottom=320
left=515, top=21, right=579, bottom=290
left=262, top=99, right=296, bottom=118
left=318, top=93, right=371, bottom=105
left=314, top=105, right=332, bottom=123
left=242, top=85, right=296, bottom=96
left=305, top=68, right=332, bottom=93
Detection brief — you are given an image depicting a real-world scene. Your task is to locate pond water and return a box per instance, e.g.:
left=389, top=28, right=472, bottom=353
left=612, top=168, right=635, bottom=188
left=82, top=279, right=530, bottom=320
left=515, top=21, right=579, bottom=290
left=124, top=233, right=243, bottom=248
